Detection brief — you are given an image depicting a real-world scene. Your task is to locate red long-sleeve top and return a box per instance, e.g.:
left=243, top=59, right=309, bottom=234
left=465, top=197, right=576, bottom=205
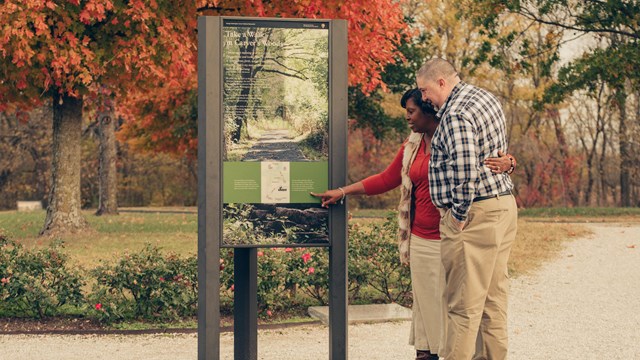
left=361, top=139, right=441, bottom=240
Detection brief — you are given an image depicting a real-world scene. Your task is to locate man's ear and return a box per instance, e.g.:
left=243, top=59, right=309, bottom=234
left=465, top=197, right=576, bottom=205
left=438, top=78, right=446, bottom=88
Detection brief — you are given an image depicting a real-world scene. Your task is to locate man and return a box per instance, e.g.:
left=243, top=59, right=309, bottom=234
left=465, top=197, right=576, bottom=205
left=416, top=58, right=518, bottom=360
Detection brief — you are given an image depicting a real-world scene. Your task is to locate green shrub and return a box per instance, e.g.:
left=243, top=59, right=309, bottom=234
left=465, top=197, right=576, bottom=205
left=0, top=213, right=412, bottom=323
left=237, top=213, right=410, bottom=312
left=291, top=248, right=330, bottom=305
left=218, top=213, right=411, bottom=316
left=89, top=244, right=197, bottom=323
left=349, top=214, right=412, bottom=306
left=219, top=249, right=235, bottom=312
left=0, top=235, right=85, bottom=318
left=220, top=248, right=328, bottom=316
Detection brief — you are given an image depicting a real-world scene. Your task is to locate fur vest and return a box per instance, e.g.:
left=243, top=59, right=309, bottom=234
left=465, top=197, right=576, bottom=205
left=397, top=132, right=424, bottom=265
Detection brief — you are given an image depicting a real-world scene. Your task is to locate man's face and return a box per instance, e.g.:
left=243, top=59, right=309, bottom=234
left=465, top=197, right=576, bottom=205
left=417, top=76, right=444, bottom=109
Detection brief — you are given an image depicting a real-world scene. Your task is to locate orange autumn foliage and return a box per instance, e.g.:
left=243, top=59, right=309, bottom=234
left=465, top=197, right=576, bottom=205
left=1, top=0, right=407, bottom=157
left=198, top=0, right=408, bottom=93
left=0, top=0, right=196, bottom=112
left=118, top=0, right=408, bottom=156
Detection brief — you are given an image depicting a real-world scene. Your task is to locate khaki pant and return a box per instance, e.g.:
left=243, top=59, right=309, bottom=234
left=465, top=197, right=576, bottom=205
left=439, top=194, right=517, bottom=360
left=408, top=235, right=445, bottom=354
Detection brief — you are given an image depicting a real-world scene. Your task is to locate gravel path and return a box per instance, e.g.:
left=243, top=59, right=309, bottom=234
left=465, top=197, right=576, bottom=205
left=1, top=223, right=638, bottom=359
left=508, top=223, right=640, bottom=359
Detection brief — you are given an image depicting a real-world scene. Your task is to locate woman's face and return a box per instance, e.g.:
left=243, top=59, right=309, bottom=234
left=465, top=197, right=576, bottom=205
left=405, top=98, right=437, bottom=134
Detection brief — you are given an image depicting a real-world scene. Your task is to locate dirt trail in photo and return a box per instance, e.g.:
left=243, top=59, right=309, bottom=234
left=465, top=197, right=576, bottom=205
left=242, top=129, right=307, bottom=162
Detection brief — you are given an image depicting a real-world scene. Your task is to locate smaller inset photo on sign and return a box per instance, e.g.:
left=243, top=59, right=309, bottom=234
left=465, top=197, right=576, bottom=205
left=222, top=161, right=329, bottom=247
left=222, top=203, right=329, bottom=246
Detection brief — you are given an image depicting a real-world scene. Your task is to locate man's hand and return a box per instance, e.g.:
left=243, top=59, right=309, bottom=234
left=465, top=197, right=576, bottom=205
left=450, top=213, right=466, bottom=231
left=484, top=150, right=512, bottom=174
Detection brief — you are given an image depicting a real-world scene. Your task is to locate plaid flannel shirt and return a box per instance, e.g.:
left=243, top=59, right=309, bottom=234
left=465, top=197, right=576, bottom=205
left=429, top=81, right=513, bottom=222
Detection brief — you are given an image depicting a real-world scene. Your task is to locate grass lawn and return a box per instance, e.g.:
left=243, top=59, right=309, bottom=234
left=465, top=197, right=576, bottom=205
left=518, top=206, right=640, bottom=223
left=0, top=209, right=197, bottom=269
left=349, top=209, right=595, bottom=277
left=351, top=207, right=640, bottom=275
left=2, top=206, right=634, bottom=275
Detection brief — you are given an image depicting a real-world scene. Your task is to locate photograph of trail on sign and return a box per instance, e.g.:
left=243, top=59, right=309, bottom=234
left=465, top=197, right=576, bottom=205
left=222, top=19, right=330, bottom=247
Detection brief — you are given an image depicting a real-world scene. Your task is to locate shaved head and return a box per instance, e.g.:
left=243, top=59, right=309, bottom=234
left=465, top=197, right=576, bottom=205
left=417, top=58, right=458, bottom=82
left=415, top=58, right=461, bottom=108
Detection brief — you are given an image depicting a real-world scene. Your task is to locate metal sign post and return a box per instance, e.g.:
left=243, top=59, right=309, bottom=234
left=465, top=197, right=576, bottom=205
left=197, top=15, right=222, bottom=360
left=328, top=18, right=348, bottom=360
left=234, top=248, right=258, bottom=359
left=197, top=16, right=348, bottom=360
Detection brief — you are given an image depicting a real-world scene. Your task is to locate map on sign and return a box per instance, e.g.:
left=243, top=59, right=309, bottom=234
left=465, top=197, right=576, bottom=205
left=261, top=162, right=289, bottom=203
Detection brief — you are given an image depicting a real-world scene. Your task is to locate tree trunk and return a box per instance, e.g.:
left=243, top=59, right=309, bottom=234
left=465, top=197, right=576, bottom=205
left=616, top=89, right=631, bottom=207
left=584, top=85, right=607, bottom=206
left=598, top=117, right=609, bottom=206
left=95, top=111, right=119, bottom=216
left=584, top=155, right=594, bottom=206
left=231, top=40, right=257, bottom=143
left=40, top=94, right=88, bottom=236
left=549, top=109, right=579, bottom=206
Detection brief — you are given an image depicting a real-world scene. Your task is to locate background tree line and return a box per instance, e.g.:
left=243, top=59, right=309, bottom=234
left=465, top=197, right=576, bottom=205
left=350, top=0, right=640, bottom=209
left=0, top=108, right=197, bottom=210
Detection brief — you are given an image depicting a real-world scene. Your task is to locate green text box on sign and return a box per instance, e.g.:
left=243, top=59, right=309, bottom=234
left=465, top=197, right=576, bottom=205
left=223, top=162, right=261, bottom=203
left=224, top=161, right=327, bottom=204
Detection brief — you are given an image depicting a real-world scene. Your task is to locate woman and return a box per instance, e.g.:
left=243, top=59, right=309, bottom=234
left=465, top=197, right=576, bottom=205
left=312, top=89, right=515, bottom=360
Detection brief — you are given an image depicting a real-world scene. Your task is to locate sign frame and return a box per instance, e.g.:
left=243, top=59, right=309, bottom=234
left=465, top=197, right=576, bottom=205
left=197, top=16, right=348, bottom=360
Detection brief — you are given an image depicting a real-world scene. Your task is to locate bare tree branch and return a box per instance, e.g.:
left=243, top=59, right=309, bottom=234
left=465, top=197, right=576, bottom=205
left=518, top=5, right=638, bottom=39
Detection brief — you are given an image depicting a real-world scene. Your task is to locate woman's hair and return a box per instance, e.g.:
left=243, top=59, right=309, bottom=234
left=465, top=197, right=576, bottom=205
left=400, top=88, right=437, bottom=116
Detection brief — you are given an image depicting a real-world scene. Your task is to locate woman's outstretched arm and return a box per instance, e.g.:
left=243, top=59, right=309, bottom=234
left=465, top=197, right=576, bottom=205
left=310, top=182, right=366, bottom=208
left=311, top=145, right=404, bottom=207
